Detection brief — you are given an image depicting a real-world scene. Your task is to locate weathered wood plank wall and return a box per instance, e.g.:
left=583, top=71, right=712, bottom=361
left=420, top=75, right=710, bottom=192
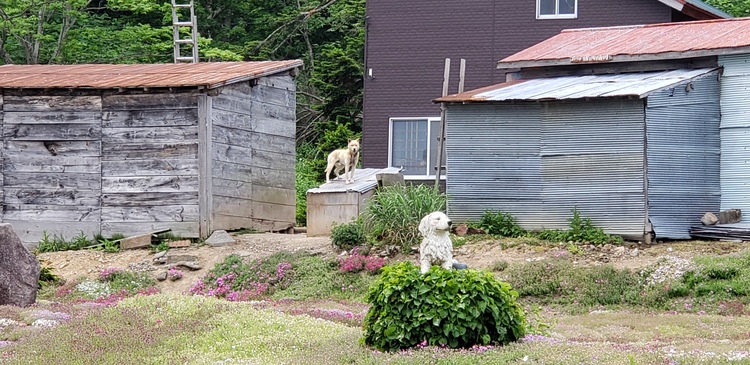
left=2, top=95, right=103, bottom=243
left=210, top=75, right=296, bottom=231
left=100, top=93, right=201, bottom=238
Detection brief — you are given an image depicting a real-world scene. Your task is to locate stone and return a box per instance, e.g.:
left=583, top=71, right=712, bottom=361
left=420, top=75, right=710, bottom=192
left=454, top=224, right=469, bottom=236
left=612, top=246, right=626, bottom=257
left=630, top=248, right=640, bottom=257
left=0, top=224, right=40, bottom=307
left=156, top=272, right=168, bottom=281
left=205, top=230, right=235, bottom=247
left=601, top=244, right=615, bottom=252
left=452, top=262, right=468, bottom=270
left=718, top=209, right=742, bottom=225
left=167, top=239, right=191, bottom=248
left=169, top=261, right=202, bottom=271
left=153, top=251, right=168, bottom=260
left=166, top=254, right=199, bottom=264
left=701, top=212, right=719, bottom=226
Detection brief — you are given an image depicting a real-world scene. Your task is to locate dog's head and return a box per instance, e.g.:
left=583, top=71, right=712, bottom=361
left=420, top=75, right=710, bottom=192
left=348, top=139, right=360, bottom=155
left=418, top=211, right=452, bottom=237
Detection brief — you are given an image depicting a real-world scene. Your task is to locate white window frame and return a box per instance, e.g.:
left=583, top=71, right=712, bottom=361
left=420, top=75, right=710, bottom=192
left=388, top=117, right=446, bottom=180
left=536, top=0, right=578, bottom=19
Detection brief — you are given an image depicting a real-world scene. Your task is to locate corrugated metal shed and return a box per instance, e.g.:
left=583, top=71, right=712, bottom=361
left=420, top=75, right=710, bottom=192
left=307, top=167, right=403, bottom=194
left=437, top=68, right=717, bottom=103
left=0, top=61, right=303, bottom=89
left=497, top=17, right=750, bottom=69
left=646, top=70, right=721, bottom=238
left=719, top=54, right=750, bottom=217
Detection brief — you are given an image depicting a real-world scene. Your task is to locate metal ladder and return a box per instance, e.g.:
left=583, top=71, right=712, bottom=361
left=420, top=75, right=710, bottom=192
left=171, top=0, right=199, bottom=63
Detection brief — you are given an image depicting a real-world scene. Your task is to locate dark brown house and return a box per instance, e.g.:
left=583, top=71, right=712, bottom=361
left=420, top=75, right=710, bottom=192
left=362, top=0, right=730, bottom=180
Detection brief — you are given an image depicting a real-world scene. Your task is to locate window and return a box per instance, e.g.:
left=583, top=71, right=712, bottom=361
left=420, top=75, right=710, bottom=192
left=537, top=0, right=577, bottom=19
left=389, top=117, right=446, bottom=178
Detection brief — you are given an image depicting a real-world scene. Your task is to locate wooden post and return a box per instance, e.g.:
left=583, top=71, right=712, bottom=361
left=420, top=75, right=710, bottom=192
left=434, top=58, right=451, bottom=189
left=434, top=59, right=465, bottom=190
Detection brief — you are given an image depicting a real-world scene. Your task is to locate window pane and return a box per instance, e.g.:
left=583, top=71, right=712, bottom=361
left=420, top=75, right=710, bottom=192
left=539, top=0, right=556, bottom=15
left=391, top=120, right=428, bottom=175
left=428, top=120, right=446, bottom=176
left=559, top=0, right=575, bottom=14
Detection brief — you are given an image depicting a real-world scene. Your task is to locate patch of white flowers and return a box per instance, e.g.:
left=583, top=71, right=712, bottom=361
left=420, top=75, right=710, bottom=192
left=75, top=280, right=112, bottom=299
left=641, top=256, right=696, bottom=286
left=31, top=318, right=60, bottom=328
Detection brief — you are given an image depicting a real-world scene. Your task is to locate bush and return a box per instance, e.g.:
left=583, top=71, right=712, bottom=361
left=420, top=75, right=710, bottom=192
left=331, top=218, right=366, bottom=250
left=362, top=262, right=526, bottom=352
left=538, top=208, right=623, bottom=245
left=37, top=231, right=94, bottom=252
left=478, top=210, right=526, bottom=237
left=363, top=184, right=446, bottom=251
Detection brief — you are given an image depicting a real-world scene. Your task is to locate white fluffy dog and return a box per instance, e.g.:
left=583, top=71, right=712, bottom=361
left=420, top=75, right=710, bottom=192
left=325, top=139, right=360, bottom=184
left=418, top=211, right=455, bottom=274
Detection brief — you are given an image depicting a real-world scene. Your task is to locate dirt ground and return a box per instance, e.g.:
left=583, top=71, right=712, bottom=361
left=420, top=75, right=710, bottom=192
left=37, top=232, right=750, bottom=295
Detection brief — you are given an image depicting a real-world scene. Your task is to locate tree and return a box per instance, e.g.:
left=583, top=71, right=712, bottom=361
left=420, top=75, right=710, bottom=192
left=705, top=0, right=750, bottom=16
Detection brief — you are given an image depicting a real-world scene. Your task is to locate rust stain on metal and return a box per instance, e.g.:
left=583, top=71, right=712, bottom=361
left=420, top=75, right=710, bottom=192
left=0, top=60, right=303, bottom=89
left=500, top=17, right=750, bottom=65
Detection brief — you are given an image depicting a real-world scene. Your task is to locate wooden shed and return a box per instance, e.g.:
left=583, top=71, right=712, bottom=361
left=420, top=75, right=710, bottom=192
left=0, top=61, right=302, bottom=244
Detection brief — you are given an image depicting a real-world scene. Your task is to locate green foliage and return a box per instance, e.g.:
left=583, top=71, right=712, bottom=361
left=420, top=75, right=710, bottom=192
left=296, top=142, right=323, bottom=225
left=37, top=231, right=94, bottom=252
left=668, top=252, right=750, bottom=299
left=478, top=210, right=527, bottom=237
left=94, top=233, right=126, bottom=253
left=274, top=254, right=376, bottom=301
left=538, top=208, right=623, bottom=245
left=490, top=260, right=509, bottom=272
left=363, top=262, right=526, bottom=352
left=331, top=218, right=366, bottom=250
left=105, top=271, right=157, bottom=294
left=38, top=263, right=63, bottom=287
left=363, top=184, right=447, bottom=251
left=705, top=0, right=750, bottom=17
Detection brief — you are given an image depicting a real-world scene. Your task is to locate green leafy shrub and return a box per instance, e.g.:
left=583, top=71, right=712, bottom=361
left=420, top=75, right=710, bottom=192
left=478, top=210, right=526, bottom=237
left=362, top=262, right=526, bottom=352
left=331, top=218, right=367, bottom=250
left=363, top=184, right=446, bottom=251
left=538, top=208, right=623, bottom=245
left=37, top=231, right=94, bottom=252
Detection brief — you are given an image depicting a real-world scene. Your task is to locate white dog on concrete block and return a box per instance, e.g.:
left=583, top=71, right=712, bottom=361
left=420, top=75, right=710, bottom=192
left=325, top=139, right=360, bottom=184
left=418, top=211, right=462, bottom=274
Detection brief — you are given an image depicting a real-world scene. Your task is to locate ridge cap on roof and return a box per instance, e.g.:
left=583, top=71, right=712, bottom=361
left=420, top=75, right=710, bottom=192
left=560, top=16, right=749, bottom=34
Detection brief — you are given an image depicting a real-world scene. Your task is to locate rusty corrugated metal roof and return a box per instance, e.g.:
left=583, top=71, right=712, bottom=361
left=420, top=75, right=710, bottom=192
left=0, top=61, right=303, bottom=89
left=436, top=68, right=717, bottom=103
left=499, top=17, right=750, bottom=69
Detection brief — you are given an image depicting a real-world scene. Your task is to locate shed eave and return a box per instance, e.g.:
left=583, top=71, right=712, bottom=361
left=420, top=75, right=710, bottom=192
left=497, top=47, right=750, bottom=70
left=206, top=63, right=302, bottom=89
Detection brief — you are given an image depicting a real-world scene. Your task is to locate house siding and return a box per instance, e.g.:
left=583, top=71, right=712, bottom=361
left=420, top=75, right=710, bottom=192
left=646, top=71, right=721, bottom=238
left=719, top=54, right=750, bottom=218
left=363, top=0, right=673, bottom=168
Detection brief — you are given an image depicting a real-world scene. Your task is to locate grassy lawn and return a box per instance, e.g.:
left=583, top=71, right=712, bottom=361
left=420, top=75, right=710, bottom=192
left=2, top=294, right=750, bottom=364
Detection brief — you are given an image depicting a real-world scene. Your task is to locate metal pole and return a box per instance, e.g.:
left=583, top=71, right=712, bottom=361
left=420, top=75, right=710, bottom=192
left=434, top=58, right=451, bottom=189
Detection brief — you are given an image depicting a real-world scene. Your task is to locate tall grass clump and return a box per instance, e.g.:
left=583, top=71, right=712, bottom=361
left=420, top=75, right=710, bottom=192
left=296, top=142, right=324, bottom=226
left=478, top=210, right=526, bottom=237
left=363, top=262, right=526, bottom=352
left=538, top=208, right=623, bottom=245
left=363, top=184, right=446, bottom=251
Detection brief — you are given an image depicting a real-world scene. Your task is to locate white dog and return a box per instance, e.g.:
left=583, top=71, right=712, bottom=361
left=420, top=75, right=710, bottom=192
left=418, top=211, right=456, bottom=274
left=325, top=139, right=360, bottom=184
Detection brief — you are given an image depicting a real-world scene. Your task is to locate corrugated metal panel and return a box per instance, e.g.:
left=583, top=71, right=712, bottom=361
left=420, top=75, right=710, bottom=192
left=540, top=99, right=646, bottom=235
left=646, top=71, right=721, bottom=239
left=0, top=61, right=303, bottom=89
left=445, top=103, right=544, bottom=227
left=438, top=68, right=717, bottom=103
left=307, top=168, right=403, bottom=194
left=719, top=54, right=750, bottom=217
left=499, top=17, right=750, bottom=67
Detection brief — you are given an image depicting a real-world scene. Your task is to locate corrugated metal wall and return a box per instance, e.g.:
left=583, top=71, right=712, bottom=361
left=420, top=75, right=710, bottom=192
left=540, top=99, right=646, bottom=235
left=445, top=103, right=543, bottom=227
left=719, top=54, right=750, bottom=217
left=646, top=71, right=721, bottom=239
left=446, top=99, right=647, bottom=235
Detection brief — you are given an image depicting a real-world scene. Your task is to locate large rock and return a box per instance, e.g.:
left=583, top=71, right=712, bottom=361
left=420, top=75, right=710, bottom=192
left=0, top=224, right=40, bottom=307
left=205, top=230, right=235, bottom=247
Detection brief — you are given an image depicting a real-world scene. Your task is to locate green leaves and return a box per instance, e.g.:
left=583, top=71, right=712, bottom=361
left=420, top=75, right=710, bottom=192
left=362, top=262, right=527, bottom=352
